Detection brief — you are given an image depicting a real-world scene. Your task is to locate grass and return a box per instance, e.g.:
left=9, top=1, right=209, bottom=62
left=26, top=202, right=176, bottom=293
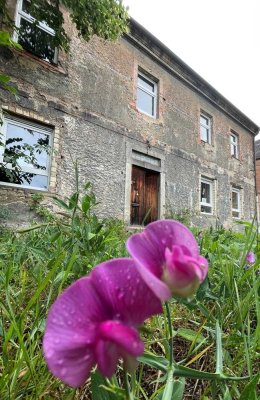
left=0, top=192, right=259, bottom=399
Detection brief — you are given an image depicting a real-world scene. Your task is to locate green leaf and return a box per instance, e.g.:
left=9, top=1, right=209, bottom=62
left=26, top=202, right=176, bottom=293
left=162, top=373, right=185, bottom=400
left=0, top=30, right=23, bottom=49
left=138, top=352, right=168, bottom=373
left=215, top=321, right=223, bottom=374
left=81, top=194, right=91, bottom=213
left=90, top=370, right=122, bottom=399
left=239, top=374, right=260, bottom=400
left=53, top=197, right=70, bottom=210
left=68, top=192, right=79, bottom=209
left=177, top=328, right=205, bottom=344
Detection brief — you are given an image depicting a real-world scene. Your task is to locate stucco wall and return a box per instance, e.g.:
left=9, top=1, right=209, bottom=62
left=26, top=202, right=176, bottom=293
left=0, top=3, right=257, bottom=227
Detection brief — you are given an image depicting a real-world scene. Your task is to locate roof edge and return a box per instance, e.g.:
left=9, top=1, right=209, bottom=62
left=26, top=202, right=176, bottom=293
left=125, top=18, right=259, bottom=136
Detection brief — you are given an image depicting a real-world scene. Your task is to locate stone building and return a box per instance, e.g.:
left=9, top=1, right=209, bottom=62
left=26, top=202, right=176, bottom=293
left=0, top=0, right=259, bottom=227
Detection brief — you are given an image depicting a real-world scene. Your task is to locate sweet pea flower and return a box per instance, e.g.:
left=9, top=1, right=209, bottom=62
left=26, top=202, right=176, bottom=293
left=127, top=220, right=208, bottom=301
left=246, top=251, right=255, bottom=264
left=43, top=258, right=162, bottom=387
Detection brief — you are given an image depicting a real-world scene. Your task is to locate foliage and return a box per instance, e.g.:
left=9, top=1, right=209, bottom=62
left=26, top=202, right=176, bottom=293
left=1, top=0, right=129, bottom=53
left=0, top=179, right=259, bottom=399
left=165, top=207, right=197, bottom=227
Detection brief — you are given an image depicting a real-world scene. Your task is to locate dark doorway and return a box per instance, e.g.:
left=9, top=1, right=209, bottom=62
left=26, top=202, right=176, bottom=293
left=131, top=165, right=159, bottom=225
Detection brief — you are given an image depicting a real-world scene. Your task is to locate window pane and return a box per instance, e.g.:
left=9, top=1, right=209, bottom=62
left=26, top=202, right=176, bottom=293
left=200, top=126, right=208, bottom=142
left=231, top=135, right=235, bottom=144
left=4, top=123, right=50, bottom=171
left=137, top=88, right=154, bottom=116
left=201, top=205, right=212, bottom=213
left=0, top=170, right=48, bottom=189
left=232, top=191, right=239, bottom=209
left=22, top=0, right=31, bottom=14
left=138, top=75, right=155, bottom=92
left=232, top=210, right=239, bottom=218
left=201, top=182, right=211, bottom=204
left=18, top=18, right=55, bottom=63
left=200, top=115, right=208, bottom=126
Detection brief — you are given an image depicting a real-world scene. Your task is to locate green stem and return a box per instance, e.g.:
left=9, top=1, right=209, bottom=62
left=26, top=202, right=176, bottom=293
left=165, top=301, right=173, bottom=366
left=123, top=363, right=134, bottom=400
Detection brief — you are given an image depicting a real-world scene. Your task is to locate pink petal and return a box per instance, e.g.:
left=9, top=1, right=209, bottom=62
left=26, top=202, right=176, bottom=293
left=43, top=277, right=106, bottom=387
left=95, top=321, right=144, bottom=377
left=127, top=220, right=203, bottom=300
left=126, top=234, right=171, bottom=300
left=90, top=258, right=163, bottom=325
left=95, top=340, right=120, bottom=377
left=144, top=220, right=199, bottom=257
left=98, top=321, right=144, bottom=356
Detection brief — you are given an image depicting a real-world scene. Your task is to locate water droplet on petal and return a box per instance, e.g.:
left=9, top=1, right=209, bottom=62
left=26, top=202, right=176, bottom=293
left=58, top=359, right=64, bottom=365
left=61, top=367, right=67, bottom=376
left=118, top=292, right=124, bottom=300
left=46, top=349, right=54, bottom=358
left=83, top=354, right=90, bottom=361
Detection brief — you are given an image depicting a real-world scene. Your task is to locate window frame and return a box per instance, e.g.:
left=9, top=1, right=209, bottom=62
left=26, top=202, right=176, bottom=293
left=137, top=70, right=158, bottom=118
left=231, top=187, right=241, bottom=219
left=200, top=177, right=213, bottom=214
left=14, top=0, right=58, bottom=64
left=200, top=112, right=212, bottom=144
left=0, top=115, right=53, bottom=191
left=230, top=132, right=239, bottom=158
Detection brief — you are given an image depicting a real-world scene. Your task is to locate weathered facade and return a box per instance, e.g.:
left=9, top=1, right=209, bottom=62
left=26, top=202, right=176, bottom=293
left=0, top=1, right=259, bottom=227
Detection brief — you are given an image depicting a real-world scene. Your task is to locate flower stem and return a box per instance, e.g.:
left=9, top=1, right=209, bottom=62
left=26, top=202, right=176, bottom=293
left=123, top=363, right=134, bottom=400
left=165, top=301, right=173, bottom=366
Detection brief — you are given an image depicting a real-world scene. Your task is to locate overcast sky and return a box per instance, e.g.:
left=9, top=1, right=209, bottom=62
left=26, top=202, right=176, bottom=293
left=123, top=0, right=260, bottom=131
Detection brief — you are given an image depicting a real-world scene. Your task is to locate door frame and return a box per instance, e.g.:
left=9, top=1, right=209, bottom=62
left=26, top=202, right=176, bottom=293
left=124, top=142, right=165, bottom=226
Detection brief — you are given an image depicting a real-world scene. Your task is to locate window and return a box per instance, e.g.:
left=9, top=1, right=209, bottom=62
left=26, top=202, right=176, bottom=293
left=0, top=115, right=52, bottom=190
left=230, top=132, right=239, bottom=158
left=131, top=165, right=159, bottom=225
left=137, top=71, right=157, bottom=118
left=14, top=0, right=57, bottom=63
left=231, top=188, right=241, bottom=218
left=200, top=113, right=212, bottom=144
left=200, top=178, right=213, bottom=214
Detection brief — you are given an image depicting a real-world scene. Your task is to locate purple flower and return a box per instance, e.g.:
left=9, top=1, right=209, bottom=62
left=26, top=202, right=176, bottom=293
left=43, top=258, right=162, bottom=387
left=127, top=220, right=208, bottom=300
left=246, top=251, right=255, bottom=264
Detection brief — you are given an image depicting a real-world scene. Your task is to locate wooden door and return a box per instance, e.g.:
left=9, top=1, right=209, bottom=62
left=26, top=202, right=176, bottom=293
left=131, top=165, right=159, bottom=225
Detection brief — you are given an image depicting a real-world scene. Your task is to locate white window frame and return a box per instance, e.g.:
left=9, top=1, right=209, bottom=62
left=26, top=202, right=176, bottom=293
left=200, top=113, right=212, bottom=144
left=200, top=177, right=213, bottom=214
left=137, top=71, right=158, bottom=118
left=231, top=187, right=241, bottom=219
left=230, top=132, right=239, bottom=158
left=14, top=0, right=58, bottom=63
left=0, top=115, right=52, bottom=191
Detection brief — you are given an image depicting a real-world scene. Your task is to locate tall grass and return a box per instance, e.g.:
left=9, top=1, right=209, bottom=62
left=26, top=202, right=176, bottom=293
left=0, top=192, right=259, bottom=399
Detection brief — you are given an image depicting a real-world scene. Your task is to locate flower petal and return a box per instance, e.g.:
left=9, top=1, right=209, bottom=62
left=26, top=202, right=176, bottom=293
left=90, top=258, right=163, bottom=325
left=127, top=220, right=204, bottom=300
left=95, top=340, right=120, bottom=377
left=43, top=277, right=106, bottom=387
left=98, top=321, right=144, bottom=356
left=96, top=321, right=144, bottom=377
